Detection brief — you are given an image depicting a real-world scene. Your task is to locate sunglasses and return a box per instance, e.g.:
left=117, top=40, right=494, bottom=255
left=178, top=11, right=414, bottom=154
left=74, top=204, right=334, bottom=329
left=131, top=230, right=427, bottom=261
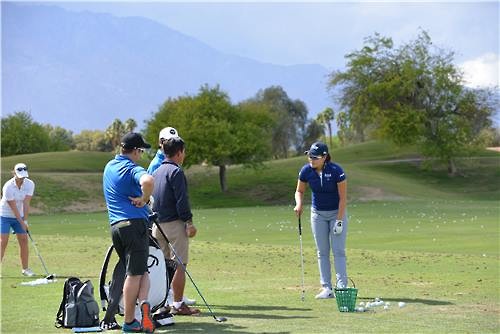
left=16, top=167, right=28, bottom=172
left=308, top=156, right=322, bottom=160
left=136, top=148, right=145, bottom=153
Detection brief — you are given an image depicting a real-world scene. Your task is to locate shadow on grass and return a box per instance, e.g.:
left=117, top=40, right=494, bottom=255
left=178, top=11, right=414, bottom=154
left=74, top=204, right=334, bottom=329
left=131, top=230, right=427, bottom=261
left=154, top=304, right=314, bottom=333
left=155, top=305, right=315, bottom=334
left=212, top=304, right=313, bottom=312
left=359, top=296, right=454, bottom=306
left=195, top=304, right=314, bottom=321
left=155, top=321, right=290, bottom=334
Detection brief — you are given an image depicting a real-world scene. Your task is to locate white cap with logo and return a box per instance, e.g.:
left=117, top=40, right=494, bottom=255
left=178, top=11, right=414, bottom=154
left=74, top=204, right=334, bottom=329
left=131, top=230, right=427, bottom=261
left=159, top=127, right=179, bottom=141
left=14, top=163, right=29, bottom=178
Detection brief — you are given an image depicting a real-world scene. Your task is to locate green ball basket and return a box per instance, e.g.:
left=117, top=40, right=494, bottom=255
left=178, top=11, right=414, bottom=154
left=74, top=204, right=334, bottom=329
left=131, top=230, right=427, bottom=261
left=334, top=278, right=358, bottom=312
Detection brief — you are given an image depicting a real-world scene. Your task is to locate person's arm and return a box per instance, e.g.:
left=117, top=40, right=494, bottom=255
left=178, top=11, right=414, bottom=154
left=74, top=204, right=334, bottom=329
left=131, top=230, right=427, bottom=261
left=337, top=180, right=347, bottom=220
left=129, top=173, right=154, bottom=208
left=6, top=200, right=26, bottom=231
left=172, top=170, right=197, bottom=237
left=22, top=195, right=32, bottom=225
left=294, top=180, right=307, bottom=217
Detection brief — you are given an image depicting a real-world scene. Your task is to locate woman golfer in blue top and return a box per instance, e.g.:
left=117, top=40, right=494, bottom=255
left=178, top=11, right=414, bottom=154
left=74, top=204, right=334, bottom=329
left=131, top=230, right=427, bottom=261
left=294, top=142, right=348, bottom=299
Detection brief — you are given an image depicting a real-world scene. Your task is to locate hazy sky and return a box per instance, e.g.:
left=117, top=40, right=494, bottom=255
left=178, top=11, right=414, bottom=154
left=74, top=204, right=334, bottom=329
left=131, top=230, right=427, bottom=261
left=45, top=0, right=499, bottom=89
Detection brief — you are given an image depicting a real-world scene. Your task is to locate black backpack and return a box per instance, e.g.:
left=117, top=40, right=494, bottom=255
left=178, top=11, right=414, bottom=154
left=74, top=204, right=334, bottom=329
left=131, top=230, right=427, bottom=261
left=55, top=277, right=100, bottom=328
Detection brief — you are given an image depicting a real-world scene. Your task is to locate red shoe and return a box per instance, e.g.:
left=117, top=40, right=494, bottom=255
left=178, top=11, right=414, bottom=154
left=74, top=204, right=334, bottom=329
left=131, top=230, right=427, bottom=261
left=140, top=301, right=155, bottom=333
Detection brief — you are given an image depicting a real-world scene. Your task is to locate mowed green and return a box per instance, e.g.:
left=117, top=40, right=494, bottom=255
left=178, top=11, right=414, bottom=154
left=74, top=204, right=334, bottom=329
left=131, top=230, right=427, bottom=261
left=1, top=142, right=499, bottom=333
left=1, top=203, right=498, bottom=333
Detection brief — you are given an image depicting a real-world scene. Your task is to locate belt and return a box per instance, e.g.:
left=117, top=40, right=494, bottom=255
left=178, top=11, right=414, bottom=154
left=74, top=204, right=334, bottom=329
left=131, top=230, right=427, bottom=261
left=111, top=220, right=132, bottom=229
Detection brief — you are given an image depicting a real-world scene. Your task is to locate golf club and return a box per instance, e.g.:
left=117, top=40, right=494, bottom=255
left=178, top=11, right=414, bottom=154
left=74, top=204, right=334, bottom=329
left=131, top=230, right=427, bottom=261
left=151, top=214, right=227, bottom=322
left=27, top=230, right=55, bottom=280
left=298, top=215, right=305, bottom=301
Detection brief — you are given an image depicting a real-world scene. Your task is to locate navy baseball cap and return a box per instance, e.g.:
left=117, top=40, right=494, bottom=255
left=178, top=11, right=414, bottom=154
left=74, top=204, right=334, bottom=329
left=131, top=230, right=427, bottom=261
left=121, top=132, right=151, bottom=149
left=305, top=142, right=329, bottom=158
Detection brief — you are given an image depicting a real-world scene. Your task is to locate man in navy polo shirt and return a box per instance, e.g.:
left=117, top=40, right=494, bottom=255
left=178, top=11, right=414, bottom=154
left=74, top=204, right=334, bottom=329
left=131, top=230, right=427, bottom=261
left=103, top=132, right=155, bottom=333
left=151, top=136, right=201, bottom=316
left=294, top=141, right=349, bottom=299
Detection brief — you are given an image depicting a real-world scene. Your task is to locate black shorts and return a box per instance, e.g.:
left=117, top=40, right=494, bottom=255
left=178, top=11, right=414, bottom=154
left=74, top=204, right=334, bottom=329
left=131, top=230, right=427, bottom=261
left=111, top=218, right=149, bottom=276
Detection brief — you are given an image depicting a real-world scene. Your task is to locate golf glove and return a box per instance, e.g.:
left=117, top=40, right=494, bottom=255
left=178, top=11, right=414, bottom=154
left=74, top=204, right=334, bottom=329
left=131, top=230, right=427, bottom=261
left=333, top=220, right=343, bottom=235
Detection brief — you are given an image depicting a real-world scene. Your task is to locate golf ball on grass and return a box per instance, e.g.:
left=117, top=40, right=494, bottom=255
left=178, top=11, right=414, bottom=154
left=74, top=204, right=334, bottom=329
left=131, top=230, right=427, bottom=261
left=398, top=302, right=406, bottom=308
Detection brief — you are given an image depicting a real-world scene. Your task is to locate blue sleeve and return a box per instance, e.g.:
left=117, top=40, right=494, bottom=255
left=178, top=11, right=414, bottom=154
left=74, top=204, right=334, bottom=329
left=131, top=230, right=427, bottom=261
left=298, top=164, right=309, bottom=182
left=132, top=166, right=147, bottom=185
left=336, top=165, right=346, bottom=182
left=147, top=150, right=164, bottom=174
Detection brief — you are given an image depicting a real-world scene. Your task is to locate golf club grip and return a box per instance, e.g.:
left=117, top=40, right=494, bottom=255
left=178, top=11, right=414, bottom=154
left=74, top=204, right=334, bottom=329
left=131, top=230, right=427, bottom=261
left=298, top=216, right=302, bottom=235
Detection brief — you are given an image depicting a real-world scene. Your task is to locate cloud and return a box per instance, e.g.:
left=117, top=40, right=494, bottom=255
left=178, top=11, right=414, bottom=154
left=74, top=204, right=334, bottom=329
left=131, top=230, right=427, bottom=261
left=460, top=53, right=499, bottom=88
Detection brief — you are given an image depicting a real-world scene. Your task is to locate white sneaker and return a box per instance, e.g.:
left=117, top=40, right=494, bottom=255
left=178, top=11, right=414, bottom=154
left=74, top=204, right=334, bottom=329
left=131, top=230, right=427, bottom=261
left=182, top=296, right=196, bottom=306
left=22, top=268, right=35, bottom=277
left=315, top=287, right=334, bottom=299
left=167, top=289, right=173, bottom=305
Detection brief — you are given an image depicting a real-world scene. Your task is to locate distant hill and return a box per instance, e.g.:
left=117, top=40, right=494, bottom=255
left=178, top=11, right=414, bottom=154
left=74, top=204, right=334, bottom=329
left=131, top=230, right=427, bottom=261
left=2, top=3, right=332, bottom=133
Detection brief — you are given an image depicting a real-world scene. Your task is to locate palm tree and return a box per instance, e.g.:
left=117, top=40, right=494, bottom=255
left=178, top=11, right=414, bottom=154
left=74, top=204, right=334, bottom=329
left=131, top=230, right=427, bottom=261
left=124, top=118, right=137, bottom=133
left=105, top=119, right=125, bottom=151
left=316, top=107, right=335, bottom=148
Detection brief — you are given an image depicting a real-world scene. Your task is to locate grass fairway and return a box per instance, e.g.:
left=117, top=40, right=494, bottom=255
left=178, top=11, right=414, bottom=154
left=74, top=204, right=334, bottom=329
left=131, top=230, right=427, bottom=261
left=1, top=201, right=498, bottom=333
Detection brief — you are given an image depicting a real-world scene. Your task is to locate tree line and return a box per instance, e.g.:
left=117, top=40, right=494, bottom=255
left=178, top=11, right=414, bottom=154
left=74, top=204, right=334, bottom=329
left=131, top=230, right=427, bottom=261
left=1, top=112, right=141, bottom=156
left=2, top=30, right=498, bottom=186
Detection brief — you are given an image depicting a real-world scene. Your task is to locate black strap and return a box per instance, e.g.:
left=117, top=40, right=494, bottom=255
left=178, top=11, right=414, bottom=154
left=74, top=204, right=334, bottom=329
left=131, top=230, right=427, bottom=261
left=99, top=245, right=115, bottom=310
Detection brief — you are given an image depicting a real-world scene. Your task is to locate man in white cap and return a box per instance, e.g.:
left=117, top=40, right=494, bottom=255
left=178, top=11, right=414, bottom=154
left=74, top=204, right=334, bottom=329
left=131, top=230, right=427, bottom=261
left=147, top=127, right=179, bottom=174
left=147, top=127, right=197, bottom=307
left=0, top=163, right=35, bottom=276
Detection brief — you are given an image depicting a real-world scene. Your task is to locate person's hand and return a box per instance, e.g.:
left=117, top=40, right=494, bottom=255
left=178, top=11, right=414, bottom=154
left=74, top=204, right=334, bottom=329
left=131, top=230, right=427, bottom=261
left=186, top=222, right=197, bottom=238
left=293, top=204, right=303, bottom=217
left=129, top=196, right=148, bottom=208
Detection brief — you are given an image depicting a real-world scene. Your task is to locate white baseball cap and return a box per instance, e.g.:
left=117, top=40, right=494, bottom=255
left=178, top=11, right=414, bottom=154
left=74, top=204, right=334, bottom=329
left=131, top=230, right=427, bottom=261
left=14, top=163, right=29, bottom=178
left=159, top=127, right=179, bottom=141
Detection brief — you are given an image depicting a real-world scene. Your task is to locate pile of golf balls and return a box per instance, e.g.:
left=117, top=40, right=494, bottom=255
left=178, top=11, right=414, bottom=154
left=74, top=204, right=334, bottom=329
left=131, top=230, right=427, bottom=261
left=356, top=297, right=402, bottom=312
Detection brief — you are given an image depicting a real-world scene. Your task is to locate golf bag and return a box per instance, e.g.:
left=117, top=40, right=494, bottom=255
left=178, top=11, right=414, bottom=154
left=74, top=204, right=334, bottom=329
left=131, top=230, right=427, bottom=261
left=99, top=230, right=176, bottom=328
left=55, top=277, right=100, bottom=328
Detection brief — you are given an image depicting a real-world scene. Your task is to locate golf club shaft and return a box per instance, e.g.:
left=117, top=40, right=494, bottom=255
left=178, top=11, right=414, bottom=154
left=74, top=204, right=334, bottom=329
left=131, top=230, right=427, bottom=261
left=152, top=219, right=223, bottom=321
left=27, top=230, right=50, bottom=276
left=298, top=216, right=305, bottom=301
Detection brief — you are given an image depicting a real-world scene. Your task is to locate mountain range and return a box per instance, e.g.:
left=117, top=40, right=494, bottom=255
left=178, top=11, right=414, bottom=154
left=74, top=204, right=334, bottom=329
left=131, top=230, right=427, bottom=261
left=2, top=3, right=332, bottom=133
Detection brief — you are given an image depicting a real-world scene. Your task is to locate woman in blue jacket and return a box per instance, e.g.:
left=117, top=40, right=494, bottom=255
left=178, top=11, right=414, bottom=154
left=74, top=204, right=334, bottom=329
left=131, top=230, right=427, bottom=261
left=294, top=142, right=348, bottom=299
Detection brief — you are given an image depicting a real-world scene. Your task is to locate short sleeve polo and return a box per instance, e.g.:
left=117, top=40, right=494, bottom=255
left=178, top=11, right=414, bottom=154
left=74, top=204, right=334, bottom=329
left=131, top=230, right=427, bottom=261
left=298, top=161, right=346, bottom=211
left=0, top=178, right=35, bottom=217
left=103, top=155, right=150, bottom=225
